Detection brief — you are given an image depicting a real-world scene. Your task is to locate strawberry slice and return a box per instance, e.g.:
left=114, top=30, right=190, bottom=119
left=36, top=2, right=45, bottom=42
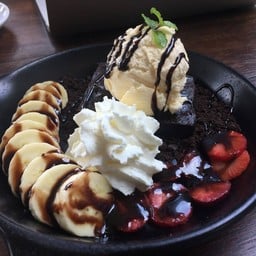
left=107, top=191, right=149, bottom=233
left=189, top=181, right=231, bottom=205
left=226, top=130, right=247, bottom=158
left=146, top=183, right=176, bottom=208
left=212, top=150, right=250, bottom=181
left=203, top=131, right=247, bottom=161
left=208, top=143, right=229, bottom=161
left=146, top=183, right=192, bottom=227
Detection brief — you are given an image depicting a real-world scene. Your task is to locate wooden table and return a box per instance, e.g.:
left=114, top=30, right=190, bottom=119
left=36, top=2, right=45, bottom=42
left=0, top=1, right=255, bottom=255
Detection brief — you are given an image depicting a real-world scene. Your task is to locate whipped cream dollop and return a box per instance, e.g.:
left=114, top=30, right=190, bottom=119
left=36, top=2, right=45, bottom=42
left=104, top=24, right=189, bottom=115
left=66, top=97, right=165, bottom=195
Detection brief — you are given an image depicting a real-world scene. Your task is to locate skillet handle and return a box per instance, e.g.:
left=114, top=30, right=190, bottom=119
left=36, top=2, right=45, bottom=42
left=0, top=226, right=26, bottom=256
left=0, top=220, right=61, bottom=256
left=0, top=227, right=13, bottom=256
left=0, top=222, right=43, bottom=256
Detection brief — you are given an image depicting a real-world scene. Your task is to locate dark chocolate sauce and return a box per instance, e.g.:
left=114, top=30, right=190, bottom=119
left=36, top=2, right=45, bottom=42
left=49, top=170, right=114, bottom=236
left=23, top=153, right=77, bottom=207
left=10, top=141, right=60, bottom=196
left=107, top=190, right=149, bottom=232
left=46, top=167, right=83, bottom=226
left=2, top=130, right=59, bottom=177
left=119, top=25, right=150, bottom=71
left=153, top=52, right=187, bottom=114
left=155, top=37, right=177, bottom=86
left=105, top=34, right=126, bottom=77
left=105, top=24, right=150, bottom=77
left=156, top=192, right=192, bottom=224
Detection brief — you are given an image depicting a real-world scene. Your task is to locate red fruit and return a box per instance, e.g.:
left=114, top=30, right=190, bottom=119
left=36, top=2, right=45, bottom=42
left=208, top=143, right=229, bottom=161
left=146, top=183, right=192, bottom=227
left=228, top=130, right=247, bottom=156
left=118, top=218, right=147, bottom=233
left=147, top=183, right=176, bottom=209
left=108, top=191, right=149, bottom=233
left=212, top=150, right=250, bottom=181
left=211, top=160, right=227, bottom=173
left=189, top=181, right=231, bottom=205
left=206, top=131, right=247, bottom=161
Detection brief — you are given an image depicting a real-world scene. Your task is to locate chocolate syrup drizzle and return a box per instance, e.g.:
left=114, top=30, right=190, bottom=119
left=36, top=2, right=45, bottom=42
left=105, top=24, right=150, bottom=77
left=46, top=167, right=83, bottom=226
left=155, top=37, right=177, bottom=86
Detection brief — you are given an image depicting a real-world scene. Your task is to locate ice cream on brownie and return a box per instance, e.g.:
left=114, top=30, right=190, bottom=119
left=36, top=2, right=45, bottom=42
left=104, top=7, right=189, bottom=116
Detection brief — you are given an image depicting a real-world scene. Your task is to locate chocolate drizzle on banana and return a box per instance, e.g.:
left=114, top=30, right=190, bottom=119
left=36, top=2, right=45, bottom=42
left=0, top=81, right=113, bottom=237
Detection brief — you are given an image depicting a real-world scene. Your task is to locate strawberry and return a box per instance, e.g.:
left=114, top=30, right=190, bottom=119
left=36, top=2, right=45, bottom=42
left=117, top=217, right=147, bottom=233
left=212, top=150, right=250, bottom=181
left=203, top=130, right=247, bottom=161
left=107, top=190, right=149, bottom=233
left=208, top=143, right=229, bottom=161
left=189, top=181, right=231, bottom=205
left=146, top=183, right=176, bottom=208
left=146, top=183, right=192, bottom=227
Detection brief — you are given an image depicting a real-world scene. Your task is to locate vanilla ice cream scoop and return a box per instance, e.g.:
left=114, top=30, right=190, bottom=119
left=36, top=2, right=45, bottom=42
left=66, top=97, right=166, bottom=195
left=104, top=24, right=189, bottom=115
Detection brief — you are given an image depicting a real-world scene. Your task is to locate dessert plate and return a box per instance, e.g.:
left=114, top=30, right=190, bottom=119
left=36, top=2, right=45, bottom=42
left=0, top=44, right=256, bottom=256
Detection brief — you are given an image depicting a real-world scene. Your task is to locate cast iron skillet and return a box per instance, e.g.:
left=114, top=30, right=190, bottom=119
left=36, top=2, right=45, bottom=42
left=0, top=44, right=256, bottom=256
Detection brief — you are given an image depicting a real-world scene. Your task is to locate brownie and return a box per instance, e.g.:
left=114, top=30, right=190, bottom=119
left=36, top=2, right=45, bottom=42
left=155, top=76, right=196, bottom=139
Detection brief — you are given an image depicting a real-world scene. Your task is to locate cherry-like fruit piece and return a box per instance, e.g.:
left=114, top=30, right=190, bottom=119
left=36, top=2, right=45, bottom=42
left=146, top=182, right=192, bottom=227
left=189, top=181, right=231, bottom=205
left=107, top=190, right=149, bottom=233
left=212, top=150, right=250, bottom=181
left=202, top=130, right=247, bottom=161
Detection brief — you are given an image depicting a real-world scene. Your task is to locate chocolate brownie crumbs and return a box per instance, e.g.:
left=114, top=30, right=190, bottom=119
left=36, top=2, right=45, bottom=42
left=58, top=75, right=240, bottom=164
left=59, top=76, right=90, bottom=150
left=158, top=82, right=240, bottom=163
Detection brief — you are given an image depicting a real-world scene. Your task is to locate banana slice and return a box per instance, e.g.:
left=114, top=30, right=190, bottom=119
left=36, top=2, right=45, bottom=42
left=52, top=170, right=113, bottom=237
left=0, top=120, right=59, bottom=156
left=49, top=81, right=68, bottom=108
left=14, top=112, right=59, bottom=139
left=29, top=164, right=81, bottom=226
left=8, top=142, right=60, bottom=196
left=11, top=100, right=59, bottom=126
left=26, top=82, right=62, bottom=101
left=2, top=129, right=59, bottom=174
left=26, top=81, right=68, bottom=108
left=20, top=152, right=75, bottom=206
left=19, top=90, right=61, bottom=112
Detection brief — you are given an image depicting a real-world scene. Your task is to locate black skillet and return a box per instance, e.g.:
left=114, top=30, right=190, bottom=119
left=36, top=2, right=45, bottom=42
left=0, top=44, right=255, bottom=256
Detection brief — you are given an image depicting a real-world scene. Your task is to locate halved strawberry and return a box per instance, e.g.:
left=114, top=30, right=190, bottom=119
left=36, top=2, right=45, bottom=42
left=146, top=182, right=176, bottom=208
left=107, top=191, right=149, bottom=233
left=212, top=150, right=250, bottom=181
left=189, top=181, right=231, bottom=205
left=203, top=131, right=247, bottom=161
left=146, top=183, right=192, bottom=227
left=208, top=143, right=229, bottom=161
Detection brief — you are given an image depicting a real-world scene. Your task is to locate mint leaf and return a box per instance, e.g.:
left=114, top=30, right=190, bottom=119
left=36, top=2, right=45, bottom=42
left=163, top=20, right=178, bottom=31
left=141, top=14, right=158, bottom=29
left=141, top=7, right=178, bottom=48
left=152, top=30, right=167, bottom=48
left=150, top=7, right=164, bottom=26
